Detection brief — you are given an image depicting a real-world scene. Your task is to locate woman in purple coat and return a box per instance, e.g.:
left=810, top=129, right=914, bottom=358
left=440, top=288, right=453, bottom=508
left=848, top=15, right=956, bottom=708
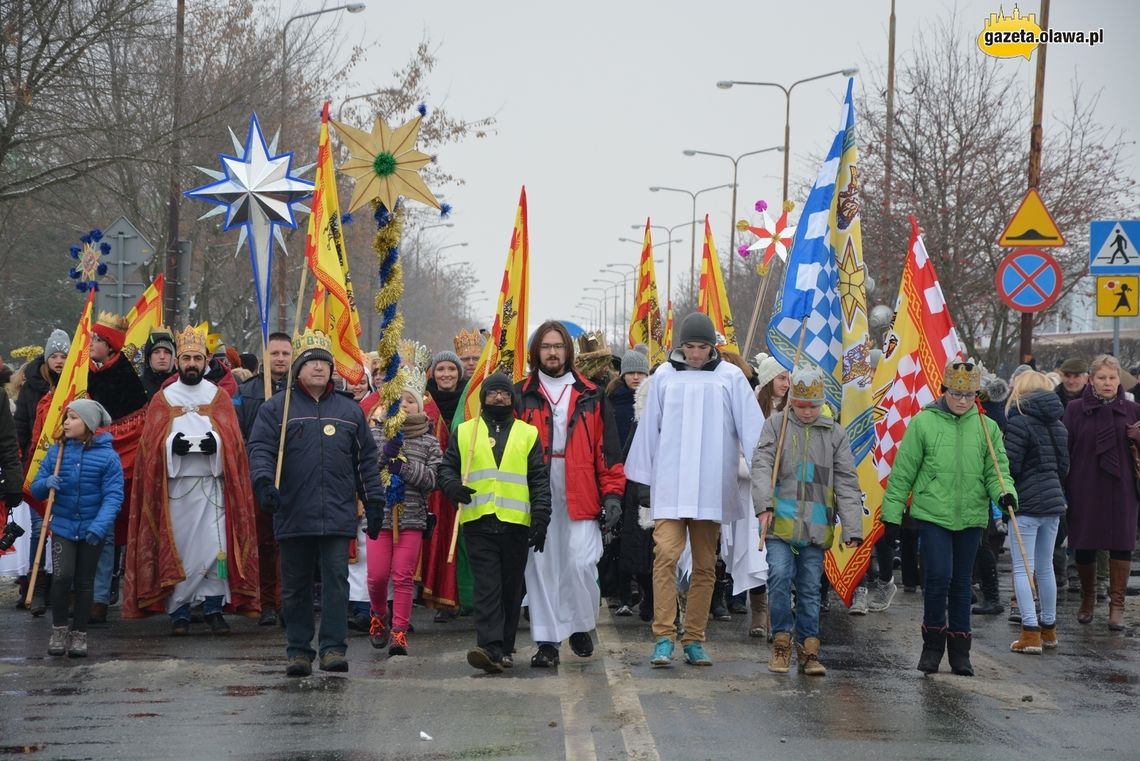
left=1062, top=354, right=1140, bottom=631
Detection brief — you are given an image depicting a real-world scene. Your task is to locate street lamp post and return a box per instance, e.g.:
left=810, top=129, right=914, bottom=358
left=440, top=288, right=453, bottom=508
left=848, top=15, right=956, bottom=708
left=637, top=220, right=702, bottom=305
left=335, top=87, right=401, bottom=122
left=649, top=184, right=735, bottom=303
left=682, top=146, right=783, bottom=295
left=584, top=288, right=609, bottom=338
left=277, top=2, right=366, bottom=331
left=594, top=275, right=623, bottom=345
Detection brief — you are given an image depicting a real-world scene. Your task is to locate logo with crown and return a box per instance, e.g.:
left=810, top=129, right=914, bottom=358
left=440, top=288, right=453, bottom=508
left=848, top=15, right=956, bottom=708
left=175, top=325, right=208, bottom=356
left=293, top=329, right=333, bottom=356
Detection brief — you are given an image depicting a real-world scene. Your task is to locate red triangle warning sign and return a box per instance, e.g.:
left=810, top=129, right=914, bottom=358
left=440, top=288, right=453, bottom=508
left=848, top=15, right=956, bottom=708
left=998, top=188, right=1065, bottom=247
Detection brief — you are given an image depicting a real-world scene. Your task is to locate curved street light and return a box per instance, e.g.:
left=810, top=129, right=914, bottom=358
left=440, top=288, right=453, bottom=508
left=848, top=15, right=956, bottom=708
left=649, top=184, right=735, bottom=301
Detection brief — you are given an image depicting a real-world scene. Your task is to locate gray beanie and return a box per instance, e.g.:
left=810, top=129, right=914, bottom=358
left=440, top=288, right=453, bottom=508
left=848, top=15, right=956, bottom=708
left=45, top=329, right=70, bottom=358
left=679, top=313, right=716, bottom=346
left=753, top=352, right=785, bottom=390
left=430, top=350, right=463, bottom=375
left=633, top=343, right=650, bottom=356
left=68, top=399, right=111, bottom=433
left=620, top=350, right=650, bottom=376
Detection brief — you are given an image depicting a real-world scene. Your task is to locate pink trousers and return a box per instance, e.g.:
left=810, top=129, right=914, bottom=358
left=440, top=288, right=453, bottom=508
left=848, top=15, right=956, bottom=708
left=366, top=529, right=423, bottom=632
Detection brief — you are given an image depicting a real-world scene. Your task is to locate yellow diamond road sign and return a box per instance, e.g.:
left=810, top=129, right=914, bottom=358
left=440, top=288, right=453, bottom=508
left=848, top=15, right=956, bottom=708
left=1096, top=275, right=1139, bottom=317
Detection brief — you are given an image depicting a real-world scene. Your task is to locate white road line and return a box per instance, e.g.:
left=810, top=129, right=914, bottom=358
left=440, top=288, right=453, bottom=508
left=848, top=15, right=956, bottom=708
left=595, top=614, right=662, bottom=761
left=561, top=684, right=599, bottom=761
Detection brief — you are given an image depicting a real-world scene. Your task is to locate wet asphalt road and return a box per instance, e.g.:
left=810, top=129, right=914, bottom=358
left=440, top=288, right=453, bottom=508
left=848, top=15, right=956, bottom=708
left=1, top=561, right=1138, bottom=761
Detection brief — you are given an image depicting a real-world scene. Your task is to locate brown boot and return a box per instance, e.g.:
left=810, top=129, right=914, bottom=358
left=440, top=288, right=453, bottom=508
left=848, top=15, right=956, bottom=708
left=1108, top=559, right=1129, bottom=631
left=768, top=632, right=792, bottom=673
left=1077, top=562, right=1096, bottom=624
left=1040, top=623, right=1058, bottom=649
left=748, top=588, right=769, bottom=639
left=1010, top=625, right=1042, bottom=654
left=796, top=636, right=826, bottom=676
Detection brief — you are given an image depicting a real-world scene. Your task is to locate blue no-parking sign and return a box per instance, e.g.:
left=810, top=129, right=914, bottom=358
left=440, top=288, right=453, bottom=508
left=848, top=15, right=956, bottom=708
left=995, top=249, right=1062, bottom=313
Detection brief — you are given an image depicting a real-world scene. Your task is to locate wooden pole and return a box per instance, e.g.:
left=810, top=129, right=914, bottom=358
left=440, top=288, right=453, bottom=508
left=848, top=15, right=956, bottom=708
left=448, top=353, right=492, bottom=564
left=742, top=267, right=773, bottom=358
left=977, top=408, right=1036, bottom=599
left=760, top=318, right=807, bottom=550
left=25, top=443, right=66, bottom=608
left=274, top=263, right=310, bottom=487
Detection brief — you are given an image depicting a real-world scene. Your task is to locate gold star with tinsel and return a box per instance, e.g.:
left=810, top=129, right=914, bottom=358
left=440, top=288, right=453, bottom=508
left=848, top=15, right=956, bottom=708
left=330, top=114, right=440, bottom=214
left=837, top=237, right=867, bottom=327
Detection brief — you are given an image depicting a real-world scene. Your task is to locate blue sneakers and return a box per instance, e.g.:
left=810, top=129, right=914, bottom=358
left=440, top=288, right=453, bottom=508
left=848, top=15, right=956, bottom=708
left=683, top=641, right=712, bottom=666
left=650, top=636, right=674, bottom=667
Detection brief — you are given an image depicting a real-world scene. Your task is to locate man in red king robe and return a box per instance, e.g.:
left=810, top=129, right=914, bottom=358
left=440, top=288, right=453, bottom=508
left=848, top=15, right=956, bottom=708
left=123, top=325, right=259, bottom=632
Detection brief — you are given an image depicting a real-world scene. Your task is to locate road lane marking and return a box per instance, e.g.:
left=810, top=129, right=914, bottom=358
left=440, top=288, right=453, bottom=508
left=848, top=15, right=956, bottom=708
left=595, top=613, right=662, bottom=761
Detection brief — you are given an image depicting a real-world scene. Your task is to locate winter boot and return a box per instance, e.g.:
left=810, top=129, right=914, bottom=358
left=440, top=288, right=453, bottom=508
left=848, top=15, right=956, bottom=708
left=47, top=625, right=69, bottom=656
left=971, top=556, right=1003, bottom=615
left=748, top=588, right=769, bottom=639
left=15, top=575, right=28, bottom=609
left=946, top=631, right=974, bottom=676
left=1040, top=622, right=1058, bottom=649
left=1077, top=562, right=1097, bottom=624
left=1108, top=559, right=1130, bottom=631
left=768, top=632, right=792, bottom=674
left=917, top=624, right=947, bottom=674
left=709, top=580, right=731, bottom=621
left=796, top=636, right=826, bottom=676
left=67, top=630, right=88, bottom=658
left=1010, top=625, right=1042, bottom=654
left=30, top=573, right=51, bottom=617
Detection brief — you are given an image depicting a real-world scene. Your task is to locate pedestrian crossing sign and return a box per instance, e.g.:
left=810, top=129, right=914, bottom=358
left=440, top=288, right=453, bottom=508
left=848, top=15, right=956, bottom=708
left=998, top=189, right=1065, bottom=247
left=1096, top=275, right=1139, bottom=317
left=1090, top=220, right=1140, bottom=274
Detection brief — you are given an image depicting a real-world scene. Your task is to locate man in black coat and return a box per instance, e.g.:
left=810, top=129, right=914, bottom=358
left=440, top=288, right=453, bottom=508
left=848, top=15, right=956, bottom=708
left=139, top=329, right=177, bottom=399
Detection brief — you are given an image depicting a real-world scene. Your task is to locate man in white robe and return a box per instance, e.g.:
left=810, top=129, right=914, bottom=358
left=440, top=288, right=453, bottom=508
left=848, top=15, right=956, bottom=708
left=625, top=313, right=764, bottom=667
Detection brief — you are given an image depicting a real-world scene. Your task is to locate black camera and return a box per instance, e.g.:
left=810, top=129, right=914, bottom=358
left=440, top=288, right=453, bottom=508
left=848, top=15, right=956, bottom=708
left=0, top=521, right=25, bottom=552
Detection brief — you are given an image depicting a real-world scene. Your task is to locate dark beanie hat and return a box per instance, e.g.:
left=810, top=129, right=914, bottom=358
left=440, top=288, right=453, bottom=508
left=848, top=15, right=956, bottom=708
left=680, top=312, right=716, bottom=346
left=481, top=372, right=515, bottom=403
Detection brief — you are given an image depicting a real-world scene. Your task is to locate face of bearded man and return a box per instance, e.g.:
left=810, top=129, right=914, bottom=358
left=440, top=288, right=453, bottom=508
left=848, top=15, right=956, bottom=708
left=178, top=351, right=207, bottom=385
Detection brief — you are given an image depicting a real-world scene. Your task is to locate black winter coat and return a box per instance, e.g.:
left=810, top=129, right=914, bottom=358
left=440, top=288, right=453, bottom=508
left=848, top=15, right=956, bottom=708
left=607, top=383, right=635, bottom=448
left=87, top=354, right=148, bottom=421
left=234, top=373, right=287, bottom=441
left=0, top=389, right=23, bottom=496
left=14, top=355, right=55, bottom=466
left=1004, top=390, right=1070, bottom=517
left=247, top=382, right=383, bottom=540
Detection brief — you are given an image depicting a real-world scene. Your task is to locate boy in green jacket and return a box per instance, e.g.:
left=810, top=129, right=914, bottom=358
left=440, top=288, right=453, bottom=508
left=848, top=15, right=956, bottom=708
left=881, top=358, right=1016, bottom=677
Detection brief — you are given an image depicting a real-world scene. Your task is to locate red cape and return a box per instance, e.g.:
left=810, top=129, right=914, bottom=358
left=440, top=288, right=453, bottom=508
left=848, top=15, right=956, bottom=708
left=123, top=384, right=260, bottom=618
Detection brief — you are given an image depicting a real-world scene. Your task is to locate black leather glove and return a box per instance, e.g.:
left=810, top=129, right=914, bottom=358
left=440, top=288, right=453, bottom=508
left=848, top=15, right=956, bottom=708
left=447, top=484, right=476, bottom=505
left=601, top=495, right=622, bottom=532
left=171, top=432, right=191, bottom=456
left=364, top=499, right=385, bottom=540
left=198, top=432, right=217, bottom=455
left=422, top=511, right=437, bottom=541
left=998, top=493, right=1017, bottom=512
left=254, top=477, right=280, bottom=513
left=528, top=522, right=547, bottom=553
left=5, top=492, right=22, bottom=510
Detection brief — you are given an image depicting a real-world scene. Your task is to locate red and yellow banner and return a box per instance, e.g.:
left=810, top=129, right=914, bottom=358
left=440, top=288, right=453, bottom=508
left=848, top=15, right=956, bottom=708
left=697, top=216, right=739, bottom=353
left=305, top=282, right=329, bottom=333
left=122, top=274, right=165, bottom=366
left=305, top=102, right=365, bottom=384
left=663, top=299, right=674, bottom=351
left=458, top=187, right=530, bottom=423
left=627, top=219, right=666, bottom=365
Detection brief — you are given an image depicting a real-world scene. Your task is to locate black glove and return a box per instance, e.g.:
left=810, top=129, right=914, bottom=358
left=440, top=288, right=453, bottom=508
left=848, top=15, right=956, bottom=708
left=422, top=511, right=437, bottom=541
left=5, top=492, right=22, bottom=510
left=997, top=493, right=1017, bottom=512
left=387, top=457, right=404, bottom=476
left=85, top=532, right=102, bottom=546
left=171, top=432, right=191, bottom=456
left=364, top=499, right=385, bottom=540
left=601, top=495, right=622, bottom=532
left=198, top=432, right=217, bottom=455
left=528, top=522, right=547, bottom=552
left=254, top=478, right=280, bottom=513
left=447, top=484, right=476, bottom=505
left=635, top=483, right=650, bottom=509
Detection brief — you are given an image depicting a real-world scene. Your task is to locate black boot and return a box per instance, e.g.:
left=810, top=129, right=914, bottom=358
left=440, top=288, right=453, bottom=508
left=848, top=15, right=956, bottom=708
left=946, top=631, right=974, bottom=676
left=971, top=548, right=1003, bottom=615
left=709, top=580, right=731, bottom=621
left=917, top=624, right=947, bottom=674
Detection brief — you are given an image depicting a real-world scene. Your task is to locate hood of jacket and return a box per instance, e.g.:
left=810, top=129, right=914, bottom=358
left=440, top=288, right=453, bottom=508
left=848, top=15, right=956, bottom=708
left=1008, top=388, right=1065, bottom=424
left=667, top=347, right=721, bottom=372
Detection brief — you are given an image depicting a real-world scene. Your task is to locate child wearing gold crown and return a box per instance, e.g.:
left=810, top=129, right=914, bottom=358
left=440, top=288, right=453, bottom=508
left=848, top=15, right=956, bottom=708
left=751, top=363, right=864, bottom=677
left=881, top=358, right=1016, bottom=677
left=366, top=366, right=441, bottom=657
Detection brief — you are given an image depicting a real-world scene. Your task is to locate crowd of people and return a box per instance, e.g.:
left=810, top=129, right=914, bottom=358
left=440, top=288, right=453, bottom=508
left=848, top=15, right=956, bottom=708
left=0, top=310, right=1138, bottom=678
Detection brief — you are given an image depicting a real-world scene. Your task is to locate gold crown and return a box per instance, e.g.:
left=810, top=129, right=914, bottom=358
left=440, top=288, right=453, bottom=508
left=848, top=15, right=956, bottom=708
left=454, top=328, right=485, bottom=354
left=399, top=339, right=431, bottom=371
left=175, top=325, right=208, bottom=356
left=402, top=365, right=428, bottom=398
left=95, top=311, right=128, bottom=331
left=790, top=364, right=826, bottom=403
left=943, top=358, right=982, bottom=394
left=293, top=329, right=333, bottom=356
left=574, top=330, right=613, bottom=378
left=576, top=330, right=610, bottom=356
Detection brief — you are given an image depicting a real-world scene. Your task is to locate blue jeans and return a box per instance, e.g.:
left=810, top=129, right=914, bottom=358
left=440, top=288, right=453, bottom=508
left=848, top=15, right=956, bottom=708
left=93, top=541, right=114, bottom=604
left=766, top=539, right=824, bottom=644
left=280, top=536, right=350, bottom=661
left=170, top=595, right=223, bottom=622
left=1010, top=514, right=1060, bottom=627
left=917, top=520, right=982, bottom=633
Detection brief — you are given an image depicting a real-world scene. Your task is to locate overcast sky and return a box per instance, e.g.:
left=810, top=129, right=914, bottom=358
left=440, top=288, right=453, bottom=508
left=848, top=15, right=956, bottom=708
left=326, top=0, right=1138, bottom=338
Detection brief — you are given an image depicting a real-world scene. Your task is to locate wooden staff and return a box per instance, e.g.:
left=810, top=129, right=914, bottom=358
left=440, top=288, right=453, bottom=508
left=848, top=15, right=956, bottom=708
left=25, top=442, right=66, bottom=608
left=761, top=318, right=807, bottom=551
left=977, top=408, right=1036, bottom=599
left=274, top=264, right=310, bottom=488
left=742, top=267, right=774, bottom=359
left=448, top=352, right=492, bottom=564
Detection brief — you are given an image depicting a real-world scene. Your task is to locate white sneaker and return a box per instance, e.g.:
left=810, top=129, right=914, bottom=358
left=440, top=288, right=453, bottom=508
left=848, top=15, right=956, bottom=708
left=867, top=579, right=898, bottom=612
left=848, top=586, right=869, bottom=615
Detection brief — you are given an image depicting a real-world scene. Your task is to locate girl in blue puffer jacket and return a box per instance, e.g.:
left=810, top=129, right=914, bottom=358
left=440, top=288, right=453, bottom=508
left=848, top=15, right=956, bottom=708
left=30, top=399, right=123, bottom=658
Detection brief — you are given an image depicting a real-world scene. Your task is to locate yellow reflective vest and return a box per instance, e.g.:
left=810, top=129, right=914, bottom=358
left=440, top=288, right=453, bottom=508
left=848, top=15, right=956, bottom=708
left=455, top=417, right=539, bottom=527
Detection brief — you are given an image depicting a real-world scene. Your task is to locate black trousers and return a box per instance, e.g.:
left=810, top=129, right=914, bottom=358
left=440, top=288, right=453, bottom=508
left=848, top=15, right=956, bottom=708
left=51, top=537, right=103, bottom=631
left=464, top=526, right=528, bottom=660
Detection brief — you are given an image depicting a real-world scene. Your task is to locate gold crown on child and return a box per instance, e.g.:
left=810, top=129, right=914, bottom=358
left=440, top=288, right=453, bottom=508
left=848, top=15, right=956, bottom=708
left=943, top=358, right=982, bottom=394
left=402, top=365, right=428, bottom=398
left=175, top=325, right=208, bottom=356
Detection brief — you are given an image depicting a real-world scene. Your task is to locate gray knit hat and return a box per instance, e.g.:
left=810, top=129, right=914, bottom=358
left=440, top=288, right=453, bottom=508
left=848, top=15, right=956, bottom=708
left=68, top=399, right=111, bottom=433
left=430, top=350, right=463, bottom=376
left=44, top=329, right=70, bottom=358
left=620, top=350, right=650, bottom=376
left=679, top=313, right=717, bottom=346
